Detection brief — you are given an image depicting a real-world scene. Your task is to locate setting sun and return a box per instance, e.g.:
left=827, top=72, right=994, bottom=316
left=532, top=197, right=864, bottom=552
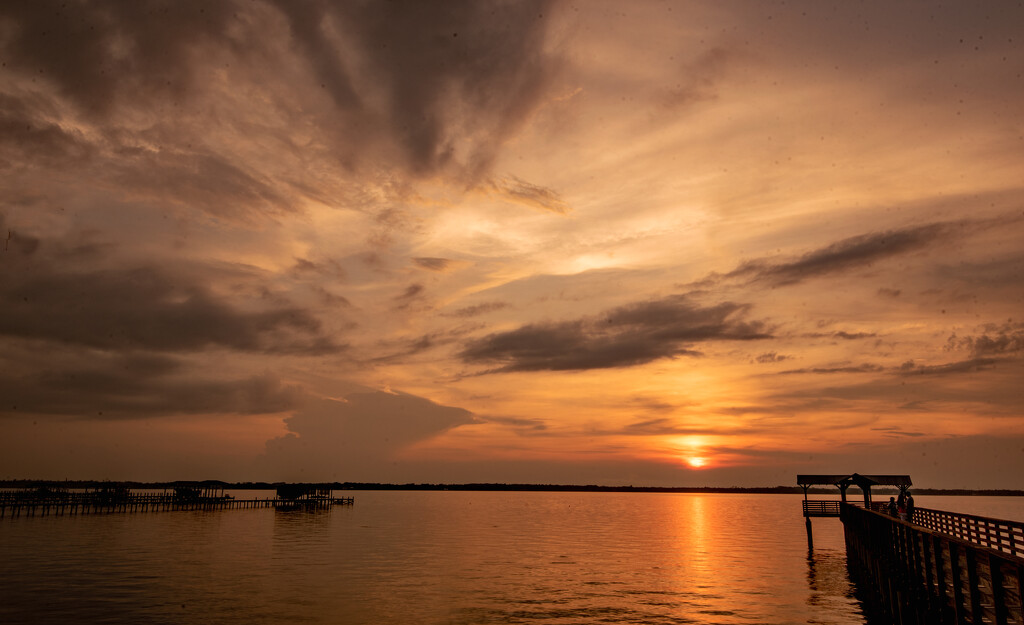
left=686, top=457, right=708, bottom=469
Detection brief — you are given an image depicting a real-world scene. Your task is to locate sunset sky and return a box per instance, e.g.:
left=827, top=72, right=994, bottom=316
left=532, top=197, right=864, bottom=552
left=2, top=0, right=1022, bottom=488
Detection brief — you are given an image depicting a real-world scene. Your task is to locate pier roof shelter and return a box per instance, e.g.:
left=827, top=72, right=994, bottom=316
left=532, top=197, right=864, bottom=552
left=797, top=473, right=912, bottom=507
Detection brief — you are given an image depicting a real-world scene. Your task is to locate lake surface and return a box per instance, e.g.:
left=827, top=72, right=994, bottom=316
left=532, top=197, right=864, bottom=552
left=2, top=491, right=1022, bottom=624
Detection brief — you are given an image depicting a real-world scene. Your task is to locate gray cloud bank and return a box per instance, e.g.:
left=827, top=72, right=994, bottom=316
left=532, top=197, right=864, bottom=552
left=0, top=217, right=337, bottom=419
left=261, top=390, right=476, bottom=482
left=0, top=224, right=340, bottom=355
left=461, top=296, right=770, bottom=372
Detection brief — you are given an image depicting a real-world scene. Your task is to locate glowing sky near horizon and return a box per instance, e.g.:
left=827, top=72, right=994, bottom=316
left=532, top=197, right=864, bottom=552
left=1, top=0, right=1023, bottom=488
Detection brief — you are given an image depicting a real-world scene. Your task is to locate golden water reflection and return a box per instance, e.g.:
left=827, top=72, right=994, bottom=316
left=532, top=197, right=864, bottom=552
left=2, top=491, right=886, bottom=624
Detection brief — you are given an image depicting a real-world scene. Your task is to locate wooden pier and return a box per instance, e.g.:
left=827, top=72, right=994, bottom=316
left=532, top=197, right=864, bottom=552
left=842, top=503, right=1024, bottom=625
left=799, top=473, right=1024, bottom=625
left=0, top=486, right=354, bottom=518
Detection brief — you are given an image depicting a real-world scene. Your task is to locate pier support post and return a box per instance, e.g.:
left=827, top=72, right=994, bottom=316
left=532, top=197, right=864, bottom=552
left=805, top=516, right=813, bottom=550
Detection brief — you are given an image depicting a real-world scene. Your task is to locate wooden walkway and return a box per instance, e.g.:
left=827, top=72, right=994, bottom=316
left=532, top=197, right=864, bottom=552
left=841, top=503, right=1024, bottom=625
left=0, top=492, right=354, bottom=517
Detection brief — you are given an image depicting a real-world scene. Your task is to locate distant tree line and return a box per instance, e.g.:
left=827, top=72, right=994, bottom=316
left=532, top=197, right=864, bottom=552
left=1, top=479, right=1022, bottom=497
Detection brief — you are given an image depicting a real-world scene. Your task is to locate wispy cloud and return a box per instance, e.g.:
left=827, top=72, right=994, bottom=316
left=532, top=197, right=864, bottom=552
left=946, top=321, right=1024, bottom=358
left=688, top=220, right=1004, bottom=294
left=661, top=47, right=736, bottom=109
left=870, top=426, right=926, bottom=438
left=721, top=223, right=950, bottom=287
left=802, top=331, right=877, bottom=340
left=898, top=358, right=998, bottom=376
left=444, top=302, right=510, bottom=318
left=479, top=415, right=549, bottom=433
left=778, top=364, right=885, bottom=375
left=487, top=176, right=570, bottom=214
left=396, top=283, right=425, bottom=301
left=413, top=257, right=456, bottom=272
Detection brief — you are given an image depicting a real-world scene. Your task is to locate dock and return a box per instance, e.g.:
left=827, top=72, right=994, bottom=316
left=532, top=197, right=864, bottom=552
left=800, top=473, right=1024, bottom=625
left=0, top=484, right=354, bottom=518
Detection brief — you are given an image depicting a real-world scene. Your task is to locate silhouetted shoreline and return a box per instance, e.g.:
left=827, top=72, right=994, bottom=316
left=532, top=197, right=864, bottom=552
left=1, top=479, right=1022, bottom=497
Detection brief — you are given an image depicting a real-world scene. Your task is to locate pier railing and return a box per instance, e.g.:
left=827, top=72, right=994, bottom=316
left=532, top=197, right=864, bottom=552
left=803, top=499, right=883, bottom=517
left=912, top=507, right=1024, bottom=561
left=804, top=500, right=843, bottom=517
left=842, top=503, right=1024, bottom=625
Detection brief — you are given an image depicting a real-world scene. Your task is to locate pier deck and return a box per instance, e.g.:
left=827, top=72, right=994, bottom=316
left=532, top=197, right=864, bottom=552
left=0, top=491, right=354, bottom=517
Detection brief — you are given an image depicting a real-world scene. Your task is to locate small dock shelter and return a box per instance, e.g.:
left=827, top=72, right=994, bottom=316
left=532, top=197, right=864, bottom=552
left=798, top=473, right=911, bottom=548
left=798, top=473, right=912, bottom=517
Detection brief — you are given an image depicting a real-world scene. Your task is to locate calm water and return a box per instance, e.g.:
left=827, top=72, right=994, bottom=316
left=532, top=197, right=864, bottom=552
left=2, top=492, right=1021, bottom=625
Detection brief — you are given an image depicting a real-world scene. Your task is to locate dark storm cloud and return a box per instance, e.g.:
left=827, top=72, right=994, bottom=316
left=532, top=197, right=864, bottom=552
left=1, top=0, right=560, bottom=184
left=267, top=0, right=362, bottom=112
left=0, top=351, right=301, bottom=419
left=461, top=296, right=771, bottom=372
left=268, top=0, right=559, bottom=180
left=0, top=0, right=238, bottom=116
left=0, top=265, right=339, bottom=354
left=329, top=0, right=557, bottom=178
left=0, top=219, right=341, bottom=355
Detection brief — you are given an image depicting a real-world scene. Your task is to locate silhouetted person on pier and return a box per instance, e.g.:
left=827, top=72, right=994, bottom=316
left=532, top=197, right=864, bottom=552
left=887, top=496, right=897, bottom=516
left=897, top=491, right=907, bottom=521
left=905, top=492, right=914, bottom=523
